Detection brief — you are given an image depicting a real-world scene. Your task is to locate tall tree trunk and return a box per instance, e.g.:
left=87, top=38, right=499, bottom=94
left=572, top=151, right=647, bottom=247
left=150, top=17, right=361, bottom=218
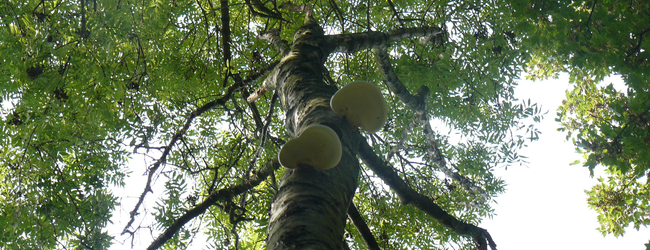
left=266, top=17, right=361, bottom=249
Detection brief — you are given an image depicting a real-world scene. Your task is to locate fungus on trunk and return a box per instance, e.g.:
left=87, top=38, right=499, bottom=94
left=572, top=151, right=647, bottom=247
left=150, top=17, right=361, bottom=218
left=330, top=81, right=388, bottom=133
left=278, top=124, right=342, bottom=170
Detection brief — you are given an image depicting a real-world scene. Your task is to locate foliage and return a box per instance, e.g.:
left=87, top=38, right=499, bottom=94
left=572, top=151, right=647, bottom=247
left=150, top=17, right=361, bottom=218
left=509, top=0, right=650, bottom=236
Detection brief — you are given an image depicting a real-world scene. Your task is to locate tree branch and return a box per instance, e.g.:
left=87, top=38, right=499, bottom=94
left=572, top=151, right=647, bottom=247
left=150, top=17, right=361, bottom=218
left=583, top=0, right=598, bottom=31
left=326, top=27, right=443, bottom=54
left=372, top=47, right=429, bottom=112
left=245, top=0, right=286, bottom=22
left=257, top=28, right=291, bottom=57
left=122, top=61, right=277, bottom=235
left=146, top=158, right=280, bottom=250
left=220, top=0, right=232, bottom=87
left=356, top=135, right=496, bottom=250
left=372, top=46, right=485, bottom=200
left=386, top=0, right=405, bottom=28
left=248, top=26, right=444, bottom=102
left=627, top=27, right=650, bottom=57
left=348, top=202, right=381, bottom=250
left=246, top=29, right=292, bottom=103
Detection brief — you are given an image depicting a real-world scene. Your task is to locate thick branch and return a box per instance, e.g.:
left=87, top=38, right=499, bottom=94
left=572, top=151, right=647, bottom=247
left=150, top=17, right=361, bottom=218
left=248, top=26, right=443, bottom=103
left=373, top=48, right=429, bottom=112
left=348, top=203, right=381, bottom=250
left=356, top=134, right=496, bottom=250
left=372, top=46, right=484, bottom=199
left=326, top=27, right=443, bottom=54
left=258, top=29, right=291, bottom=56
left=147, top=158, right=280, bottom=250
left=220, top=0, right=232, bottom=62
left=220, top=0, right=232, bottom=87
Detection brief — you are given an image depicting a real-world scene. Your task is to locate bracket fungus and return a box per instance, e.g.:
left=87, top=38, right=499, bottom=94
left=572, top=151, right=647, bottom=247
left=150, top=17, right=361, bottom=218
left=330, top=81, right=388, bottom=133
left=278, top=124, right=342, bottom=170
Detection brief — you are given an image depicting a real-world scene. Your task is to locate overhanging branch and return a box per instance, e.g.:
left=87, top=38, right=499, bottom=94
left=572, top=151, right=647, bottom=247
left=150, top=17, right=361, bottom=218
left=122, top=61, right=277, bottom=235
left=220, top=0, right=232, bottom=87
left=356, top=135, right=496, bottom=250
left=326, top=27, right=443, bottom=54
left=372, top=46, right=485, bottom=200
left=146, top=158, right=280, bottom=250
left=348, top=202, right=381, bottom=250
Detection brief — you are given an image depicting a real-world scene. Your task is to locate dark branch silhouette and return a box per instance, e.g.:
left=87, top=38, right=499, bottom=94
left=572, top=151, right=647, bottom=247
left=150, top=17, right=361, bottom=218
left=147, top=158, right=280, bottom=250
left=356, top=135, right=496, bottom=250
left=372, top=46, right=486, bottom=201
left=348, top=202, right=381, bottom=250
left=122, top=61, right=278, bottom=235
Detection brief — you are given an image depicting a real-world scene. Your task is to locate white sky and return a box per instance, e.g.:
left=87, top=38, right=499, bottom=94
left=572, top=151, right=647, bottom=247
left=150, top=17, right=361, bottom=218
left=480, top=74, right=650, bottom=250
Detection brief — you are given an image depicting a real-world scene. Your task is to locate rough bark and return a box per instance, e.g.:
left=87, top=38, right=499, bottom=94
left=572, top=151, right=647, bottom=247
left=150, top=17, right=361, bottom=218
left=266, top=16, right=361, bottom=250
left=326, top=27, right=443, bottom=54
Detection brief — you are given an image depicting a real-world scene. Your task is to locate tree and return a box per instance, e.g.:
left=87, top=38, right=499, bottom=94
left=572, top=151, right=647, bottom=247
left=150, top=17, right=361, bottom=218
left=507, top=0, right=650, bottom=239
left=0, top=0, right=586, bottom=249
